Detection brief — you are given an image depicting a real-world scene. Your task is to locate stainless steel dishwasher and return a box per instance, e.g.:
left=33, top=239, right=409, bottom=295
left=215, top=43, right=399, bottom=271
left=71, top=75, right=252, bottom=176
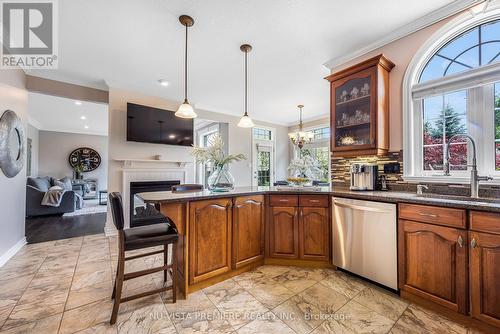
left=332, top=197, right=397, bottom=289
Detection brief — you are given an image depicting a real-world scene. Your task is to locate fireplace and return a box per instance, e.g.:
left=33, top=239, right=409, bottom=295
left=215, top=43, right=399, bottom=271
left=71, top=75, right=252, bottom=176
left=130, top=180, right=180, bottom=227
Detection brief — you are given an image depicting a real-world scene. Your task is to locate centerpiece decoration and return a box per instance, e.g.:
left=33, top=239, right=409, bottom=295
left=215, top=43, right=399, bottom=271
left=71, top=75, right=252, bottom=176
left=287, top=155, right=322, bottom=187
left=191, top=134, right=246, bottom=191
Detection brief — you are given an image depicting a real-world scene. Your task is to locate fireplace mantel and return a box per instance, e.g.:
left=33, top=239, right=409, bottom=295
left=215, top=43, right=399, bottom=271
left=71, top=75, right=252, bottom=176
left=114, top=158, right=193, bottom=168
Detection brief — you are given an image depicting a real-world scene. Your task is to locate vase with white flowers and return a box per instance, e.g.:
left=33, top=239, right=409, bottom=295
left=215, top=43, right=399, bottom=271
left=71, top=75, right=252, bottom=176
left=287, top=155, right=322, bottom=186
left=191, top=134, right=246, bottom=191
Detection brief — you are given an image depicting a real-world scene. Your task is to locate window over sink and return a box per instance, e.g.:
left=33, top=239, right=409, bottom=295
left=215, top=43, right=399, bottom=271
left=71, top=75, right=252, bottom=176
left=403, top=10, right=500, bottom=183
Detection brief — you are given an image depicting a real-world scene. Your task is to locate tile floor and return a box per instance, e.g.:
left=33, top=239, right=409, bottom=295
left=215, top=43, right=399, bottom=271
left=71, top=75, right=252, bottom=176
left=0, top=234, right=483, bottom=333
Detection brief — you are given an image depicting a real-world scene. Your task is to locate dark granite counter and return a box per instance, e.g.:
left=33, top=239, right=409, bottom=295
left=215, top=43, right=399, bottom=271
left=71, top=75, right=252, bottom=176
left=138, top=186, right=500, bottom=213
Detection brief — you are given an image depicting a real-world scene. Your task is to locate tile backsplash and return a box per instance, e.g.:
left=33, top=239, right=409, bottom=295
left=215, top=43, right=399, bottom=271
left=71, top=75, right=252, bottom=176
left=331, top=150, right=500, bottom=198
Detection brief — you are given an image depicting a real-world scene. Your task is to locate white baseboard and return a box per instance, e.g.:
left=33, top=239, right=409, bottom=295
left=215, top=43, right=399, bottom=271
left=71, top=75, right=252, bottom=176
left=0, top=237, right=27, bottom=268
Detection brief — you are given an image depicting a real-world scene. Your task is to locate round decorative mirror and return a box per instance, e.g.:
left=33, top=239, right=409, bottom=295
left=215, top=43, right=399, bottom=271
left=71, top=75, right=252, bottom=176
left=0, top=110, right=26, bottom=178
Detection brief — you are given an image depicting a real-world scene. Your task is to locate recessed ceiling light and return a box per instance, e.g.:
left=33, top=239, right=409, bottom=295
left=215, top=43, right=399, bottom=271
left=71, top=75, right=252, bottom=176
left=80, top=116, right=86, bottom=120
left=158, top=79, right=169, bottom=87
left=168, top=134, right=176, bottom=139
left=74, top=101, right=82, bottom=106
left=84, top=125, right=89, bottom=129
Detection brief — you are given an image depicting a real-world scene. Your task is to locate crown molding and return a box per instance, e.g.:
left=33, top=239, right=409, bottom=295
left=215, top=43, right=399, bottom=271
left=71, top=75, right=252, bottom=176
left=323, top=0, right=485, bottom=70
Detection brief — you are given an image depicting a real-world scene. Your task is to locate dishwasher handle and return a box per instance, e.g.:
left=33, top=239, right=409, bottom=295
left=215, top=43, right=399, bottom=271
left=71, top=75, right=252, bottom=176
left=333, top=199, right=393, bottom=214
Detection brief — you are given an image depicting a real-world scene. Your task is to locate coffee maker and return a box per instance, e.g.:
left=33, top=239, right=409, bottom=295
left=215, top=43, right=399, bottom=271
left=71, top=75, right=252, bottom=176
left=349, top=163, right=378, bottom=191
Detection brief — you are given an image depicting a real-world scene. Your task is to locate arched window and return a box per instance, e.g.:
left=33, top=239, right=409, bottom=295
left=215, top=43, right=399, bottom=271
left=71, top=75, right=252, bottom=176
left=403, top=9, right=500, bottom=182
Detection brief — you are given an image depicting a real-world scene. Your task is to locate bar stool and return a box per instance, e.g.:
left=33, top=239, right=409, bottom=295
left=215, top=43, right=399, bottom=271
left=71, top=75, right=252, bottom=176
left=108, top=192, right=178, bottom=324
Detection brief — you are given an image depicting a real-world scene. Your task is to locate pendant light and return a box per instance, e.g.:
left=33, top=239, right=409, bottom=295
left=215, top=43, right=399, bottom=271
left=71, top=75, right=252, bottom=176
left=175, top=15, right=197, bottom=119
left=237, top=44, right=255, bottom=128
left=288, top=105, right=314, bottom=149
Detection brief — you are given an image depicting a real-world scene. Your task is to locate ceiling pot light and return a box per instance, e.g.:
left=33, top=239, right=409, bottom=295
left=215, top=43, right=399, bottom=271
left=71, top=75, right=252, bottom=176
left=237, top=44, right=255, bottom=128
left=288, top=105, right=314, bottom=149
left=175, top=15, right=197, bottom=119
left=80, top=116, right=86, bottom=120
left=158, top=79, right=169, bottom=87
left=74, top=101, right=82, bottom=106
left=84, top=125, right=89, bottom=129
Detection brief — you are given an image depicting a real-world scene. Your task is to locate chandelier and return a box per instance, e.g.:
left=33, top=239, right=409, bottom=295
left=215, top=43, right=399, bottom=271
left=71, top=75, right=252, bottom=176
left=288, top=105, right=314, bottom=149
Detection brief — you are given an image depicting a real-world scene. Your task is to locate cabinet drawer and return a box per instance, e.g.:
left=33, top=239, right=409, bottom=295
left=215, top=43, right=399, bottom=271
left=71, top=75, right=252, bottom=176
left=299, top=195, right=329, bottom=207
left=269, top=195, right=298, bottom=207
left=470, top=211, right=500, bottom=235
left=399, top=203, right=466, bottom=228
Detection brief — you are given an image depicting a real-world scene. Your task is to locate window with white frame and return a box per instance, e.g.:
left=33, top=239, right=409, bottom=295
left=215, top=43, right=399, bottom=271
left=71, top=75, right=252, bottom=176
left=296, top=125, right=330, bottom=182
left=404, top=14, right=500, bottom=181
left=252, top=127, right=275, bottom=186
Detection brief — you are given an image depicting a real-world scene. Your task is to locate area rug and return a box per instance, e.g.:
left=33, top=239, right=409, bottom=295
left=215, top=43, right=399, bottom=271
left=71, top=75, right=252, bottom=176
left=64, top=199, right=107, bottom=217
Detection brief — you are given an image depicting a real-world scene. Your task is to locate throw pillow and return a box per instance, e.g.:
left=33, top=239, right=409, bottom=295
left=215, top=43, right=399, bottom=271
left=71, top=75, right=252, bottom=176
left=53, top=178, right=72, bottom=191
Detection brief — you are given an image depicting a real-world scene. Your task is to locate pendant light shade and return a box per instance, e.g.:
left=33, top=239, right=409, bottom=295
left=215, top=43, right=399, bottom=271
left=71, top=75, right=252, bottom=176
left=238, top=44, right=254, bottom=128
left=175, top=15, right=197, bottom=119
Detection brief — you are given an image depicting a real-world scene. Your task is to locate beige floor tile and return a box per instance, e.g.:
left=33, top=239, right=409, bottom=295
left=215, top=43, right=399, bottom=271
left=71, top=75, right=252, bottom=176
left=248, top=280, right=295, bottom=309
left=204, top=280, right=268, bottom=329
left=273, top=269, right=321, bottom=294
left=0, top=275, right=34, bottom=300
left=74, top=322, right=117, bottom=334
left=165, top=290, right=214, bottom=315
left=391, top=304, right=467, bottom=334
left=72, top=261, right=112, bottom=290
left=0, top=302, right=16, bottom=329
left=172, top=306, right=234, bottom=334
left=313, top=300, right=394, bottom=334
left=273, top=295, right=324, bottom=334
left=319, top=270, right=367, bottom=299
left=0, top=313, right=62, bottom=334
left=298, top=283, right=350, bottom=314
left=255, top=265, right=291, bottom=278
left=66, top=279, right=113, bottom=311
left=29, top=269, right=74, bottom=288
left=353, top=286, right=408, bottom=321
left=116, top=295, right=176, bottom=334
left=237, top=312, right=295, bottom=334
left=232, top=270, right=268, bottom=290
left=3, top=283, right=69, bottom=329
left=59, top=299, right=113, bottom=334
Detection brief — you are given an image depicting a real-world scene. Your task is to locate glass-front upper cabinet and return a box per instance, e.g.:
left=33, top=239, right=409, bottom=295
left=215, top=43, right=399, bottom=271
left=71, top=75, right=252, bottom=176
left=326, top=55, right=394, bottom=157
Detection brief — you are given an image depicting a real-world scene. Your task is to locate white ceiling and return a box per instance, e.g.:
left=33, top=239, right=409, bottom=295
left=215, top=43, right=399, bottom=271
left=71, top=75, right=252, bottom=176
left=28, top=92, right=108, bottom=136
left=28, top=0, right=457, bottom=125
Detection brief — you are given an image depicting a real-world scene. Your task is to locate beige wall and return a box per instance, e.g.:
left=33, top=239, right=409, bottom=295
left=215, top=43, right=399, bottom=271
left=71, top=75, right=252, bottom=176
left=27, top=123, right=39, bottom=177
left=107, top=88, right=290, bottom=202
left=329, top=17, right=454, bottom=151
left=38, top=131, right=108, bottom=188
left=0, top=69, right=28, bottom=264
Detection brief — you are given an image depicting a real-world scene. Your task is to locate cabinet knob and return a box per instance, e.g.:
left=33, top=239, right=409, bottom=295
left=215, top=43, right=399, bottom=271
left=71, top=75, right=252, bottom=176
left=457, top=235, right=464, bottom=248
left=471, top=238, right=477, bottom=248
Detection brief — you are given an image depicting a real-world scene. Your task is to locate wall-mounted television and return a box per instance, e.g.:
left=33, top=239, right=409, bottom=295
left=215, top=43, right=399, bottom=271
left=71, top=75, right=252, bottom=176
left=126, top=102, right=194, bottom=146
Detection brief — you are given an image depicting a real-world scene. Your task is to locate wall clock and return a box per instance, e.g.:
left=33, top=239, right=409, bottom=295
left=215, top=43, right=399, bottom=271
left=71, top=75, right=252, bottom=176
left=68, top=147, right=101, bottom=172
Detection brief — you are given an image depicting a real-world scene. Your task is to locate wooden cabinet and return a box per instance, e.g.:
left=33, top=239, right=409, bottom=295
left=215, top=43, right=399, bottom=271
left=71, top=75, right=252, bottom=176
left=469, top=211, right=500, bottom=329
left=325, top=54, right=394, bottom=157
left=189, top=198, right=232, bottom=284
left=269, top=195, right=329, bottom=261
left=232, top=195, right=265, bottom=269
left=398, top=219, right=468, bottom=314
left=299, top=207, right=329, bottom=260
left=269, top=206, right=299, bottom=258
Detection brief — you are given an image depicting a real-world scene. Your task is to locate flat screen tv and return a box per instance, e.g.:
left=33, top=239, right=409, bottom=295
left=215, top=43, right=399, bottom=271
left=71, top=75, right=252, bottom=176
left=127, top=102, right=194, bottom=146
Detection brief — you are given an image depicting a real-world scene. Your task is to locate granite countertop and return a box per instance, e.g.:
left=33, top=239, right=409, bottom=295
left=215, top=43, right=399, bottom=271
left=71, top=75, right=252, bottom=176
left=137, top=186, right=500, bottom=212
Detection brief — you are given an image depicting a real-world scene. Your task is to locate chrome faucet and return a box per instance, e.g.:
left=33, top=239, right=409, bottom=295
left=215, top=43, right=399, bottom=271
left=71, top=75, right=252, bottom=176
left=443, top=134, right=492, bottom=198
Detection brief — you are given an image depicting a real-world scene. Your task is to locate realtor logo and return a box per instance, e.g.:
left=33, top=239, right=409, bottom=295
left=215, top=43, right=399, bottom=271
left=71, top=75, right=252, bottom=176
left=1, top=0, right=58, bottom=69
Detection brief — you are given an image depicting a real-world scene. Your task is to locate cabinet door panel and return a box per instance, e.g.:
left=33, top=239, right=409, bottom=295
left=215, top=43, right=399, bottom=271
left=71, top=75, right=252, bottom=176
left=299, top=207, right=329, bottom=260
left=232, top=195, right=265, bottom=269
left=189, top=198, right=232, bottom=284
left=398, top=220, right=467, bottom=314
left=470, top=231, right=500, bottom=328
left=269, top=206, right=298, bottom=258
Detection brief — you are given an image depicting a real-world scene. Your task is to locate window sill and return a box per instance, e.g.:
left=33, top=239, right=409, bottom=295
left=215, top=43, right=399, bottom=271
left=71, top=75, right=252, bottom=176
left=403, top=175, right=500, bottom=185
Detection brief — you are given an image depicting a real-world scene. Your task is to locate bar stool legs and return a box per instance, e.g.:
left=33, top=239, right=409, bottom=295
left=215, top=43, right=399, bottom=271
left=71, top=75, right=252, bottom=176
left=110, top=240, right=178, bottom=325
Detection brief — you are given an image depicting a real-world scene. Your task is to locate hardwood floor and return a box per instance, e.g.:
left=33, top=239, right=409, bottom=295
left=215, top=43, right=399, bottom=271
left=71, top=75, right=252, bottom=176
left=25, top=212, right=106, bottom=244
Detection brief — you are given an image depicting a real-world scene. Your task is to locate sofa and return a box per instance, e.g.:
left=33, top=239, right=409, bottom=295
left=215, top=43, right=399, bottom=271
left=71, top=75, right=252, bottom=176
left=26, top=177, right=76, bottom=217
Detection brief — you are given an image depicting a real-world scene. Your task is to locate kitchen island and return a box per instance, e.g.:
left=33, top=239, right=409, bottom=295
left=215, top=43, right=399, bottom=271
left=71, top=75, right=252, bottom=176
left=138, top=186, right=500, bottom=301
